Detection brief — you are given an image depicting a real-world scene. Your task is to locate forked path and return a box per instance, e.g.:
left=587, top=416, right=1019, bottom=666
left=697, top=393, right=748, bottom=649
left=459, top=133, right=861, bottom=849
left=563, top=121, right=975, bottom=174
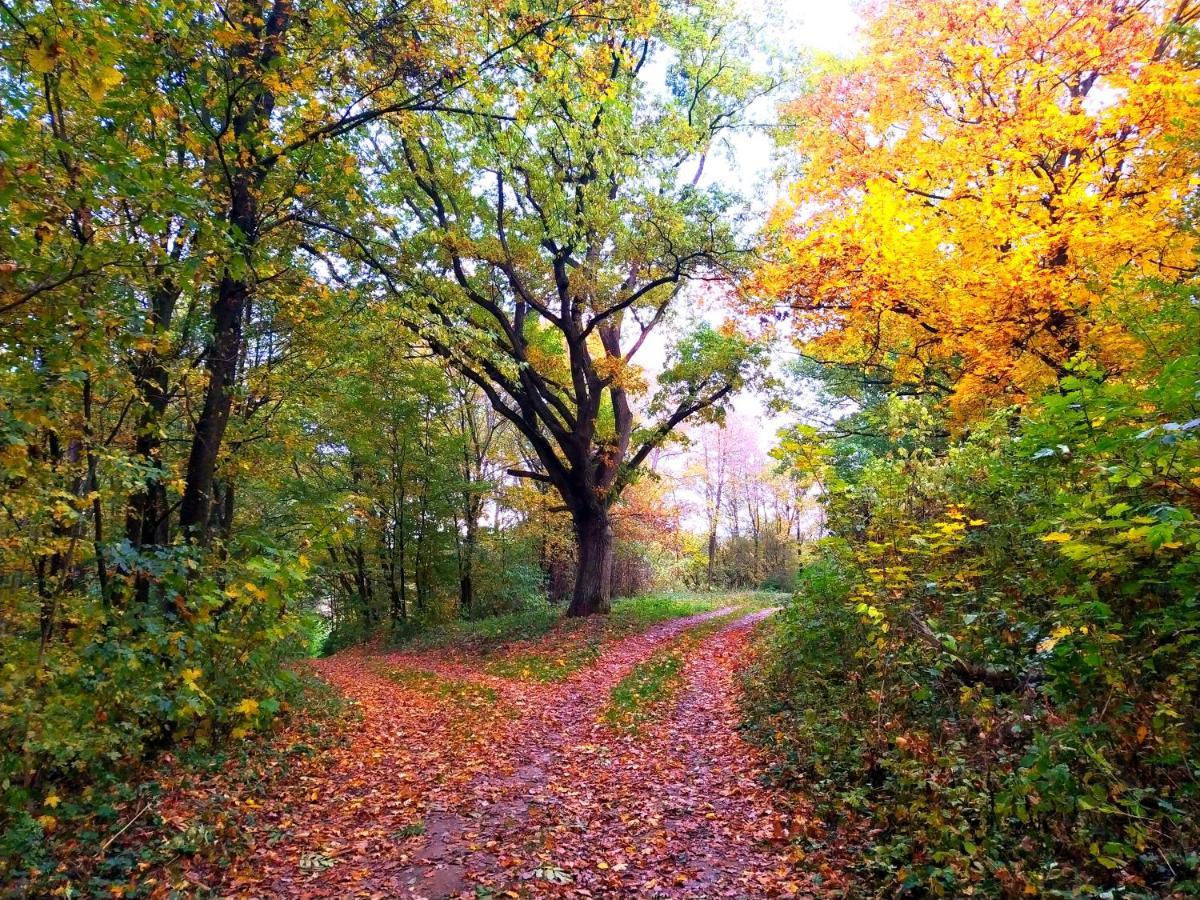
left=203, top=607, right=815, bottom=898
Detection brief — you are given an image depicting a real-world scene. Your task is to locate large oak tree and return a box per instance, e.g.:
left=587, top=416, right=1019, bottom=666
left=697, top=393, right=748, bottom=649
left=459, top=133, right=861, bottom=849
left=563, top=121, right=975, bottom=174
left=316, top=0, right=771, bottom=614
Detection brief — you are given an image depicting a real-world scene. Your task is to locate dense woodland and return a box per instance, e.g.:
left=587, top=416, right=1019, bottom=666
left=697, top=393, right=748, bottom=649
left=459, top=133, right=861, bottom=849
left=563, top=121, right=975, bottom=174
left=2, top=0, right=1199, bottom=896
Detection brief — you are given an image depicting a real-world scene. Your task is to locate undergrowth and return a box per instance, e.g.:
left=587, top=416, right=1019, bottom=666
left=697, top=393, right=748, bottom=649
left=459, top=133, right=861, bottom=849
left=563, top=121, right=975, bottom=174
left=742, top=350, right=1200, bottom=896
left=1, top=675, right=354, bottom=898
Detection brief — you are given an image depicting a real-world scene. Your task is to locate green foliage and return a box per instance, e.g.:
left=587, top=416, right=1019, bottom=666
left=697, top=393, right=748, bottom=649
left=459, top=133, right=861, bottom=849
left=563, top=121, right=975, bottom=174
left=649, top=325, right=771, bottom=433
left=603, top=650, right=687, bottom=732
left=469, top=553, right=547, bottom=619
left=0, top=541, right=307, bottom=816
left=1, top=674, right=350, bottom=895
left=745, top=311, right=1200, bottom=895
left=391, top=597, right=564, bottom=655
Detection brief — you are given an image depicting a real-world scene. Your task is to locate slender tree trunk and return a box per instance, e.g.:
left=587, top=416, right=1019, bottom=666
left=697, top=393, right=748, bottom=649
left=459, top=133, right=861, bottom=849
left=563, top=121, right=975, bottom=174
left=126, top=277, right=179, bottom=552
left=178, top=272, right=248, bottom=539
left=567, top=506, right=613, bottom=617
left=178, top=0, right=290, bottom=540
left=459, top=515, right=476, bottom=615
left=387, top=554, right=403, bottom=623
left=353, top=543, right=373, bottom=627
left=126, top=362, right=171, bottom=548
left=81, top=377, right=109, bottom=603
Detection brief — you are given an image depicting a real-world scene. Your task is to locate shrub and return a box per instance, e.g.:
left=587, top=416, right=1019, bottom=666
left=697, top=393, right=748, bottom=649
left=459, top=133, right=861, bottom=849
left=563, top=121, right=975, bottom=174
left=743, top=348, right=1200, bottom=896
left=0, top=541, right=309, bottom=886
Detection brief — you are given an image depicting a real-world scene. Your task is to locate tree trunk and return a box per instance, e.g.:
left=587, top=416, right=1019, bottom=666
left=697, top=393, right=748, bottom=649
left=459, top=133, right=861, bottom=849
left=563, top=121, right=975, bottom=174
left=178, top=0, right=290, bottom=540
left=125, top=278, right=178, bottom=552
left=567, top=506, right=613, bottom=617
left=178, top=272, right=248, bottom=539
left=459, top=516, right=476, bottom=616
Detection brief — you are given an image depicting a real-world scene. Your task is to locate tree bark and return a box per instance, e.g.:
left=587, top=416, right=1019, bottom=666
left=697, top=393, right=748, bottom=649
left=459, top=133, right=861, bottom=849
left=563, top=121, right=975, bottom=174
left=178, top=273, right=248, bottom=538
left=459, top=515, right=476, bottom=615
left=179, top=0, right=290, bottom=541
left=567, top=506, right=613, bottom=617
left=125, top=277, right=178, bottom=551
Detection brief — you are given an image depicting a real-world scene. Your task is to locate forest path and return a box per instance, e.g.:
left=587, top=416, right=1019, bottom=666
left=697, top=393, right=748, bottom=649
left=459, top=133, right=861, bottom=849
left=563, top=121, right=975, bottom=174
left=208, top=604, right=816, bottom=898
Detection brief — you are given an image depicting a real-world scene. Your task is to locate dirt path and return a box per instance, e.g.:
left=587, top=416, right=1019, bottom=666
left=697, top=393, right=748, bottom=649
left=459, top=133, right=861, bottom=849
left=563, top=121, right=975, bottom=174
left=458, top=607, right=811, bottom=899
left=196, top=607, right=812, bottom=898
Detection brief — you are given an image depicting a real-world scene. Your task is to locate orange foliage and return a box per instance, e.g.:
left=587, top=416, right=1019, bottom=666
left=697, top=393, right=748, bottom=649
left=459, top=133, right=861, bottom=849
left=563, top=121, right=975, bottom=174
left=755, top=0, right=1200, bottom=417
left=612, top=477, right=683, bottom=551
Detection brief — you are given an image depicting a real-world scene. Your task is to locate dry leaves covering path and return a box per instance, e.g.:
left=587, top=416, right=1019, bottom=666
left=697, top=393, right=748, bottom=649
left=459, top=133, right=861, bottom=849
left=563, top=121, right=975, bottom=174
left=179, top=605, right=823, bottom=898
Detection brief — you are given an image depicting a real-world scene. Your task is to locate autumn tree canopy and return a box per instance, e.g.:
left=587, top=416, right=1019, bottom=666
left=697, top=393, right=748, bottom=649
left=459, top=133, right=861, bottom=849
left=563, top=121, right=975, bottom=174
left=756, top=0, right=1200, bottom=417
left=742, top=0, right=1200, bottom=893
left=308, top=0, right=772, bottom=614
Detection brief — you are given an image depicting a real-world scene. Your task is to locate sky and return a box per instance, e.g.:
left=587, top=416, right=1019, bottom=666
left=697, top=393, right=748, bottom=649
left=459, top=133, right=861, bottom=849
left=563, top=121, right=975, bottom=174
left=637, top=0, right=861, bottom=523
left=736, top=0, right=861, bottom=57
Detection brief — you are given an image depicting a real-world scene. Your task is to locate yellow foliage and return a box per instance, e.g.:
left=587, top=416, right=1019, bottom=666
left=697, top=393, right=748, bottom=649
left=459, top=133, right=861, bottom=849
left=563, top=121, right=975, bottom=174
left=756, top=0, right=1200, bottom=419
left=235, top=698, right=260, bottom=716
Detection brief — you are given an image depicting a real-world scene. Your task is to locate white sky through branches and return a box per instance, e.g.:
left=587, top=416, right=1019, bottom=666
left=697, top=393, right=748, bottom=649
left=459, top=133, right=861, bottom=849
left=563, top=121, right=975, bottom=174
left=641, top=0, right=859, bottom=463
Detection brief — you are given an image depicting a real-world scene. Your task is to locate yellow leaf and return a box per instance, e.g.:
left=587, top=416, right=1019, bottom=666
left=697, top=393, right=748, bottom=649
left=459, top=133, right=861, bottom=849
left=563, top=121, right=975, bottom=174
left=85, top=65, right=123, bottom=103
left=235, top=698, right=260, bottom=716
left=213, top=27, right=242, bottom=47
left=968, top=519, right=987, bottom=526
left=44, top=794, right=60, bottom=809
left=27, top=44, right=59, bottom=74
left=1040, top=532, right=1072, bottom=543
left=1037, top=627, right=1072, bottom=654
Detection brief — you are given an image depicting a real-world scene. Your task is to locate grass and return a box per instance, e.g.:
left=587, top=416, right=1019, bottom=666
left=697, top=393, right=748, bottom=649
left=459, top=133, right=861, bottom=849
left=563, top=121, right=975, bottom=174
left=388, top=591, right=784, bottom=689
left=484, top=640, right=602, bottom=682
left=390, top=591, right=735, bottom=656
left=475, top=593, right=740, bottom=682
left=394, top=820, right=426, bottom=839
left=374, top=666, right=500, bottom=709
left=391, top=602, right=566, bottom=654
left=601, top=647, right=688, bottom=731
left=599, top=597, right=780, bottom=732
left=606, top=592, right=726, bottom=633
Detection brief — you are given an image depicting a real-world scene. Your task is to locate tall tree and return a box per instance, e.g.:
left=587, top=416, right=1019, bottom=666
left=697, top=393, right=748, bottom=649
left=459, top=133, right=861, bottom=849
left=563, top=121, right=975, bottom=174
left=318, top=0, right=771, bottom=614
left=168, top=0, right=538, bottom=542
